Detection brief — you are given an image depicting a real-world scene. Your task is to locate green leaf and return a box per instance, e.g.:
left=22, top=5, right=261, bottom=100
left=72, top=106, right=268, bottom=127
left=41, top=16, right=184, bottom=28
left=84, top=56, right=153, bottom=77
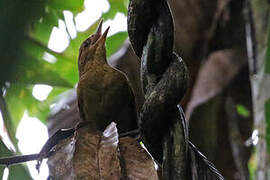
left=10, top=38, right=73, bottom=87
left=30, top=8, right=59, bottom=44
left=14, top=56, right=72, bottom=88
left=29, top=87, right=70, bottom=123
left=47, top=87, right=70, bottom=102
left=265, top=99, right=270, bottom=154
left=5, top=85, right=32, bottom=127
left=4, top=84, right=54, bottom=125
left=106, top=31, right=128, bottom=57
left=236, top=104, right=250, bottom=118
left=0, top=140, right=31, bottom=180
left=25, top=37, right=78, bottom=85
left=8, top=165, right=33, bottom=180
left=49, top=0, right=84, bottom=13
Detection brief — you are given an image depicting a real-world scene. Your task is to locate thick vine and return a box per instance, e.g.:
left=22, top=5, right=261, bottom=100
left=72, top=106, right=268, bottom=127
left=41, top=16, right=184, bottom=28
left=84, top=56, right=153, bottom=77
left=127, top=0, right=224, bottom=179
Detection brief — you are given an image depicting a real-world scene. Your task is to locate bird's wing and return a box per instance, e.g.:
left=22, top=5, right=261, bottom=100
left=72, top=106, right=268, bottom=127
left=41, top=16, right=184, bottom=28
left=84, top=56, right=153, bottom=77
left=77, top=87, right=86, bottom=121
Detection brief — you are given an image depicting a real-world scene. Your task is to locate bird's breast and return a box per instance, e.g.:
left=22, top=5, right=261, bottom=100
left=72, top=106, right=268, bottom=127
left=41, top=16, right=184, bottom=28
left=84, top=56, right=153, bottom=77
left=77, top=64, right=137, bottom=132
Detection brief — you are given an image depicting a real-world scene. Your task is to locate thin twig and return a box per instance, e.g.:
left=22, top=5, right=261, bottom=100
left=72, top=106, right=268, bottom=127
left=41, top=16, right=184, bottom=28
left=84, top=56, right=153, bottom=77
left=0, top=154, right=39, bottom=166
left=0, top=123, right=140, bottom=167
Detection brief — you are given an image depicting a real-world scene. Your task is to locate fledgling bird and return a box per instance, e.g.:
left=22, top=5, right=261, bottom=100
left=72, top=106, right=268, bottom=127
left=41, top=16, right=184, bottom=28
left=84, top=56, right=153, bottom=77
left=76, top=20, right=138, bottom=134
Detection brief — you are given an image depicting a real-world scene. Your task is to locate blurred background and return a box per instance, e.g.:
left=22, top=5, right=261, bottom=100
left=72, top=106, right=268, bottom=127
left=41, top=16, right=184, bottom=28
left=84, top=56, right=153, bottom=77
left=0, top=0, right=269, bottom=179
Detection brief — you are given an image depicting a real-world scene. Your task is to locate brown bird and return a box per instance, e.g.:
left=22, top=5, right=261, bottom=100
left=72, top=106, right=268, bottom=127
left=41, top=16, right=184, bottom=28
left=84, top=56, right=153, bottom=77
left=77, top=20, right=138, bottom=133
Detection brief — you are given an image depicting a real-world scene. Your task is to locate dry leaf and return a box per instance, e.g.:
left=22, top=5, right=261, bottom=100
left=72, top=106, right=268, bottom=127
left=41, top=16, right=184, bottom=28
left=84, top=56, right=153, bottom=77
left=47, top=136, right=76, bottom=180
left=72, top=127, right=102, bottom=180
left=48, top=122, right=158, bottom=180
left=98, top=122, right=121, bottom=180
left=73, top=123, right=121, bottom=180
left=186, top=48, right=246, bottom=120
left=119, top=137, right=158, bottom=180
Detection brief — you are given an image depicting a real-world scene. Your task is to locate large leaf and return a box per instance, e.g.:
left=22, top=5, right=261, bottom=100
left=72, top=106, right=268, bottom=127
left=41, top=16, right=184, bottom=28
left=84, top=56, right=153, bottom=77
left=26, top=37, right=78, bottom=85
left=0, top=0, right=47, bottom=86
left=4, top=84, right=67, bottom=125
left=13, top=56, right=72, bottom=88
left=30, top=9, right=59, bottom=44
left=5, top=85, right=37, bottom=126
left=186, top=48, right=246, bottom=119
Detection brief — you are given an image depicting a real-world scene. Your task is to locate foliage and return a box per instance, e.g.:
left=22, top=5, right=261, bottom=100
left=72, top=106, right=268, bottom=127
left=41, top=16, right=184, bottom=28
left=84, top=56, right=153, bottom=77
left=0, top=0, right=128, bottom=178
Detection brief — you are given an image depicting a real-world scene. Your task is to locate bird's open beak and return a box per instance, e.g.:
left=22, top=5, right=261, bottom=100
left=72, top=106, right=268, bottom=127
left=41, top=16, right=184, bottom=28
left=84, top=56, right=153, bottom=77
left=94, top=25, right=110, bottom=48
left=90, top=19, right=110, bottom=48
left=89, top=19, right=103, bottom=45
left=96, top=19, right=103, bottom=35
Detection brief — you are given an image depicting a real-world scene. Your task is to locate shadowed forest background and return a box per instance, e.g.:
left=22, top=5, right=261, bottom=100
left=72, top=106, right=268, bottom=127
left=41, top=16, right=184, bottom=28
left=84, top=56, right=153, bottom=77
left=0, top=0, right=269, bottom=179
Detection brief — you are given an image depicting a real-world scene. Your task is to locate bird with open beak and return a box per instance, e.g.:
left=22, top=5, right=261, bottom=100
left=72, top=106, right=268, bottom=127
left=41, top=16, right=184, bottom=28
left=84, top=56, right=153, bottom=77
left=77, top=20, right=138, bottom=133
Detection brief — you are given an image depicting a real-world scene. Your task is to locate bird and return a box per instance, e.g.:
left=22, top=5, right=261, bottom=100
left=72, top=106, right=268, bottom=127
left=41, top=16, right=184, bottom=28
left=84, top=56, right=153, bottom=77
left=76, top=20, right=138, bottom=134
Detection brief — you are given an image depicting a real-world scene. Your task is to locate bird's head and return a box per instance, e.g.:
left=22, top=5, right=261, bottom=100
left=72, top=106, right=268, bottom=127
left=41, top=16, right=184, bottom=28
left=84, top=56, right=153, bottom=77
left=78, top=19, right=110, bottom=76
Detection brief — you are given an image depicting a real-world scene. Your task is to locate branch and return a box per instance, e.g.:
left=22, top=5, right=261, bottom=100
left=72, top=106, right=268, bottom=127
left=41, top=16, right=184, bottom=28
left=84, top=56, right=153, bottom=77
left=0, top=128, right=75, bottom=167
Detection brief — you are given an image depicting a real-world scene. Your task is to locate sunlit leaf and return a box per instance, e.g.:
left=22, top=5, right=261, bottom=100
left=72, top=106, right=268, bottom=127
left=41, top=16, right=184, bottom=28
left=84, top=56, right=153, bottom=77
left=236, top=104, right=250, bottom=118
left=47, top=87, right=71, bottom=103
left=25, top=38, right=78, bottom=85
left=49, top=0, right=84, bottom=13
left=8, top=39, right=72, bottom=87
left=8, top=165, right=32, bottom=180
left=14, top=56, right=72, bottom=88
left=31, top=8, right=59, bottom=44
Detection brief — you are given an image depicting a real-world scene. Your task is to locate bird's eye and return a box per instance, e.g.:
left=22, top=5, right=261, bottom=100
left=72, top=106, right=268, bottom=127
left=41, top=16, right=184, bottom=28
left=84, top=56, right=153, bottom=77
left=82, top=39, right=91, bottom=48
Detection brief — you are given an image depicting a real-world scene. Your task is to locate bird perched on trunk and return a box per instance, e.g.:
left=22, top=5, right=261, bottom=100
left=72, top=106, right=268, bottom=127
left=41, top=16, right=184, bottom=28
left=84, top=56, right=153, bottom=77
left=77, top=20, right=138, bottom=133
